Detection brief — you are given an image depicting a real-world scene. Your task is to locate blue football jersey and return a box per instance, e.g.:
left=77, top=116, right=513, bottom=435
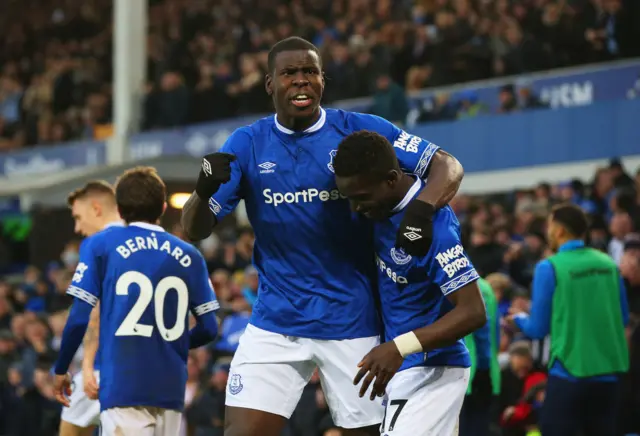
left=209, top=108, right=440, bottom=339
left=68, top=222, right=219, bottom=411
left=374, top=178, right=478, bottom=371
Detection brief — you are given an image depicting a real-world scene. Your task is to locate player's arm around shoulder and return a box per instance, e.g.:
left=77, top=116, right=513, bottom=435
left=182, top=128, right=251, bottom=241
left=417, top=149, right=463, bottom=208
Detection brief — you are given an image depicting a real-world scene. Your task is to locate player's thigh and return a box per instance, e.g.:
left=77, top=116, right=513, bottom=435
left=225, top=406, right=289, bottom=436
left=313, top=336, right=385, bottom=429
left=58, top=420, right=96, bottom=436
left=100, top=407, right=156, bottom=436
left=381, top=366, right=470, bottom=436
left=154, top=409, right=182, bottom=436
left=60, top=372, right=101, bottom=432
left=225, top=324, right=316, bottom=432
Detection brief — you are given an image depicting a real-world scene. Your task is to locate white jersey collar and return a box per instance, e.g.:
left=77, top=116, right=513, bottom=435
left=392, top=176, right=422, bottom=213
left=274, top=107, right=326, bottom=135
left=129, top=222, right=165, bottom=232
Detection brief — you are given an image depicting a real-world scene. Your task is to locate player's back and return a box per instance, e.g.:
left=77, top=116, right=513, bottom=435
left=373, top=178, right=475, bottom=371
left=92, top=222, right=202, bottom=411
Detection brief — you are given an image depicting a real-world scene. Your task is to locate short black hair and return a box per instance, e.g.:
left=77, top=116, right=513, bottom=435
left=267, top=37, right=321, bottom=74
left=115, top=166, right=166, bottom=224
left=333, top=130, right=400, bottom=179
left=551, top=203, right=589, bottom=239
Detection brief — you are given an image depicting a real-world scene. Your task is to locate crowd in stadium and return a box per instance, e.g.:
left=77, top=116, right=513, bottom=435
left=0, top=0, right=639, bottom=149
left=0, top=1, right=640, bottom=436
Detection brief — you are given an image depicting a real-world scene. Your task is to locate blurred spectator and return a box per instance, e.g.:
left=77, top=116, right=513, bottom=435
left=497, top=84, right=519, bottom=114
left=516, top=80, right=547, bottom=111
left=609, top=211, right=633, bottom=265
left=499, top=342, right=546, bottom=436
left=609, top=159, right=635, bottom=189
left=145, top=71, right=191, bottom=129
left=467, top=225, right=504, bottom=277
left=368, top=74, right=409, bottom=125
left=457, top=90, right=488, bottom=120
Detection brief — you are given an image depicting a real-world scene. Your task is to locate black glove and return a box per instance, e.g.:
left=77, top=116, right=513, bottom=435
left=195, top=152, right=237, bottom=200
left=394, top=200, right=436, bottom=257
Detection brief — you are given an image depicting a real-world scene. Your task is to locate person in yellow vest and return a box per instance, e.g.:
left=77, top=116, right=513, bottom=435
left=508, top=204, right=630, bottom=436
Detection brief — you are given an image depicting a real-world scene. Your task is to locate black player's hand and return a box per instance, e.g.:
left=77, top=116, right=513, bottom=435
left=353, top=342, right=403, bottom=400
left=394, top=200, right=435, bottom=257
left=195, top=152, right=237, bottom=200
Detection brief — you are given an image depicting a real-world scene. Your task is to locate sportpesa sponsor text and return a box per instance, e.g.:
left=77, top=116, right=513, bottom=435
left=207, top=188, right=346, bottom=215
left=263, top=188, right=346, bottom=206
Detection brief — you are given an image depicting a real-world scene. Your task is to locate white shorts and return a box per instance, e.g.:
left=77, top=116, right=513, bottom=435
left=226, top=324, right=384, bottom=428
left=61, top=371, right=101, bottom=427
left=381, top=366, right=469, bottom=436
left=100, top=407, right=181, bottom=436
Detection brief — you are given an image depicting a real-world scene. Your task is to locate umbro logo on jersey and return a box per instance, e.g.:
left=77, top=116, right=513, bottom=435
left=202, top=159, right=212, bottom=176
left=403, top=231, right=422, bottom=241
left=258, top=162, right=276, bottom=174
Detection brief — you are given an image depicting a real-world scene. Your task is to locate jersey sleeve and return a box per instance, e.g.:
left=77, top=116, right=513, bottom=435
left=427, top=211, right=480, bottom=296
left=348, top=112, right=440, bottom=179
left=208, top=129, right=251, bottom=220
left=67, top=237, right=101, bottom=306
left=188, top=252, right=220, bottom=317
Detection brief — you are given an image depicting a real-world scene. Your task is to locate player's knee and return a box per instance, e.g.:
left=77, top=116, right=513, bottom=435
left=324, top=429, right=343, bottom=436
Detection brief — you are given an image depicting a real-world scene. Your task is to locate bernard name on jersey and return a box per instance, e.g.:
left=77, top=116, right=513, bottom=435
left=115, top=232, right=193, bottom=267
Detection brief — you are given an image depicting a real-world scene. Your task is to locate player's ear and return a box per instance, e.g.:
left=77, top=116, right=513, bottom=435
left=162, top=201, right=167, bottom=219
left=91, top=200, right=102, bottom=217
left=387, top=169, right=401, bottom=186
left=265, top=74, right=273, bottom=96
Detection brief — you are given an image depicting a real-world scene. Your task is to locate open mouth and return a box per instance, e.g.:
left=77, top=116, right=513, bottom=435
left=290, top=93, right=314, bottom=108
